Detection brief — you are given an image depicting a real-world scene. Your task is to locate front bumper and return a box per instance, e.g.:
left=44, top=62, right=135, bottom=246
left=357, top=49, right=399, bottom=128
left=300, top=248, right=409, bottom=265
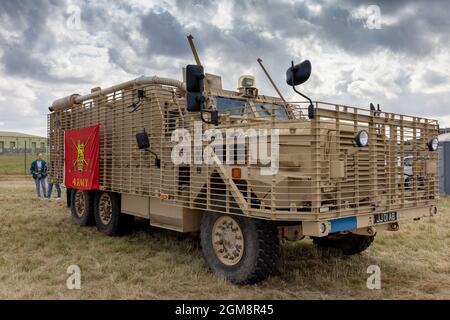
left=301, top=205, right=438, bottom=237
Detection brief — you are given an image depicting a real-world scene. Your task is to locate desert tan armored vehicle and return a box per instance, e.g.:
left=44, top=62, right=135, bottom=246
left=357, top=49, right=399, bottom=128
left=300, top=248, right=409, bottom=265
left=47, top=36, right=439, bottom=284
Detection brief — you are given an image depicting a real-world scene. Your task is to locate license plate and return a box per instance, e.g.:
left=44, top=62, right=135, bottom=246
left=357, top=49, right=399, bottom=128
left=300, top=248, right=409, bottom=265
left=374, top=211, right=397, bottom=224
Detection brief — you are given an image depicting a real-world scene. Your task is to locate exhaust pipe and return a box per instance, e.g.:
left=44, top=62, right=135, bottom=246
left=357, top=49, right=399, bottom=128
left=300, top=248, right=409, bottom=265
left=49, top=76, right=186, bottom=112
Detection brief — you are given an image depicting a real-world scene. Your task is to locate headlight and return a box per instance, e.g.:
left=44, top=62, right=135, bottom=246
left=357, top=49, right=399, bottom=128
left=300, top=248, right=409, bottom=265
left=355, top=130, right=369, bottom=147
left=427, top=137, right=438, bottom=151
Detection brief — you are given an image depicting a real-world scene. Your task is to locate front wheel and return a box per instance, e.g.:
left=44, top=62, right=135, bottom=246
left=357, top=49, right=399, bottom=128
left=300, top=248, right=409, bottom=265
left=93, top=191, right=134, bottom=236
left=312, top=233, right=375, bottom=255
left=200, top=213, right=280, bottom=285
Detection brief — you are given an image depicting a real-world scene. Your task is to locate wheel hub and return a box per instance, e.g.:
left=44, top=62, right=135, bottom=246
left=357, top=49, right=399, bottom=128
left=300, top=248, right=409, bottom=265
left=212, top=216, right=244, bottom=266
left=99, top=193, right=113, bottom=225
left=74, top=191, right=85, bottom=217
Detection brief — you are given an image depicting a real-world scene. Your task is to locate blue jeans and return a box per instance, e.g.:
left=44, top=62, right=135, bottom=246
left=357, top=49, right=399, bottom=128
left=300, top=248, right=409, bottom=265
left=48, top=183, right=61, bottom=198
left=34, top=177, right=47, bottom=198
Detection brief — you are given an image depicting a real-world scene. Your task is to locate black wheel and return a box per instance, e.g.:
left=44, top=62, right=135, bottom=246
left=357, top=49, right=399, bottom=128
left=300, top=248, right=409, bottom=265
left=312, top=233, right=375, bottom=255
left=93, top=191, right=134, bottom=236
left=200, top=212, right=280, bottom=285
left=70, top=189, right=94, bottom=226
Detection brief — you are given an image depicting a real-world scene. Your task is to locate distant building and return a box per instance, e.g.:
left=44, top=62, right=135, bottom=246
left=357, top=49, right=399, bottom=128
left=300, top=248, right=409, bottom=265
left=0, top=131, right=47, bottom=154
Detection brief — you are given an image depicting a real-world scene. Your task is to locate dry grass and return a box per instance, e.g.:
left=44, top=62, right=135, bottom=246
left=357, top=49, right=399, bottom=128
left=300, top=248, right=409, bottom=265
left=0, top=174, right=449, bottom=299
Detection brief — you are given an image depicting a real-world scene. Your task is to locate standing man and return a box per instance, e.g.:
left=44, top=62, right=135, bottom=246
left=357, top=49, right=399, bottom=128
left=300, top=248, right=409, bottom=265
left=30, top=153, right=47, bottom=198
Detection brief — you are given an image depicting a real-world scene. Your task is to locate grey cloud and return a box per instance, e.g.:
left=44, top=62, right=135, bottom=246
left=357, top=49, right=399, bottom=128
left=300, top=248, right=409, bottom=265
left=2, top=0, right=448, bottom=79
left=230, top=0, right=450, bottom=58
left=422, top=70, right=449, bottom=87
left=1, top=0, right=450, bottom=135
left=79, top=2, right=114, bottom=32
left=140, top=11, right=192, bottom=57
left=0, top=0, right=63, bottom=53
left=1, top=46, right=50, bottom=79
left=1, top=44, right=91, bottom=84
left=336, top=0, right=450, bottom=56
left=0, top=0, right=89, bottom=83
left=79, top=0, right=450, bottom=85
left=0, top=91, right=54, bottom=134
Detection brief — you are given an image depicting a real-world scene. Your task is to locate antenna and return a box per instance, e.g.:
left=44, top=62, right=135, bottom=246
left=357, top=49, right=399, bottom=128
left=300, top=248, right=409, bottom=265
left=187, top=35, right=201, bottom=65
left=257, top=58, right=287, bottom=105
left=257, top=58, right=298, bottom=118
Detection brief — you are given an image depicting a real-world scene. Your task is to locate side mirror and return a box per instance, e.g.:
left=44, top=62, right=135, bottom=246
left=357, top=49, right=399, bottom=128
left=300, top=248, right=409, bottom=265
left=136, top=131, right=150, bottom=149
left=136, top=130, right=161, bottom=168
left=186, top=64, right=205, bottom=92
left=286, top=60, right=311, bottom=86
left=186, top=65, right=205, bottom=112
left=286, top=59, right=314, bottom=119
left=186, top=92, right=205, bottom=112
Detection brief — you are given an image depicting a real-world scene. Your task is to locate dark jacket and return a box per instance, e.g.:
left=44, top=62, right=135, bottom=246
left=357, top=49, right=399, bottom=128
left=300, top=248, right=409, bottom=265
left=30, top=159, right=47, bottom=179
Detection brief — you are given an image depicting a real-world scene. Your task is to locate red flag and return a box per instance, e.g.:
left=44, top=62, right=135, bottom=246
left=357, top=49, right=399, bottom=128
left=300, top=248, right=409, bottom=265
left=64, top=124, right=100, bottom=190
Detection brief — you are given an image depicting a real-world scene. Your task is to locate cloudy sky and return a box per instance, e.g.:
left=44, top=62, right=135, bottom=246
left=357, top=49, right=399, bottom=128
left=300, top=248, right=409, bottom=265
left=0, top=0, right=449, bottom=136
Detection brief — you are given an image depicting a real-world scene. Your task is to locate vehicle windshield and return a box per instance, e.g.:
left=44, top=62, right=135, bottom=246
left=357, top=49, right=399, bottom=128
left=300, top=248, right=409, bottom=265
left=214, top=97, right=289, bottom=120
left=254, top=103, right=288, bottom=120
left=214, top=97, right=247, bottom=116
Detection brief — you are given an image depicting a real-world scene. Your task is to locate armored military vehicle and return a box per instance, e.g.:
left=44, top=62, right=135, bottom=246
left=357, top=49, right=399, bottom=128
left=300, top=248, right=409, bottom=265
left=47, top=36, right=439, bottom=284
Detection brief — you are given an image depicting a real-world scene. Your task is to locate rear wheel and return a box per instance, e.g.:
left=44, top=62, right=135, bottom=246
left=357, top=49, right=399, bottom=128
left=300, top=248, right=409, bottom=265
left=93, top=191, right=133, bottom=236
left=200, top=213, right=279, bottom=285
left=70, top=189, right=94, bottom=226
left=312, top=233, right=375, bottom=255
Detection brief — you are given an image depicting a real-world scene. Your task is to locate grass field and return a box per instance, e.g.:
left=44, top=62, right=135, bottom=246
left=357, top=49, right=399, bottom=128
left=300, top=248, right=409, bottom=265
left=0, top=174, right=449, bottom=299
left=0, top=154, right=46, bottom=175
